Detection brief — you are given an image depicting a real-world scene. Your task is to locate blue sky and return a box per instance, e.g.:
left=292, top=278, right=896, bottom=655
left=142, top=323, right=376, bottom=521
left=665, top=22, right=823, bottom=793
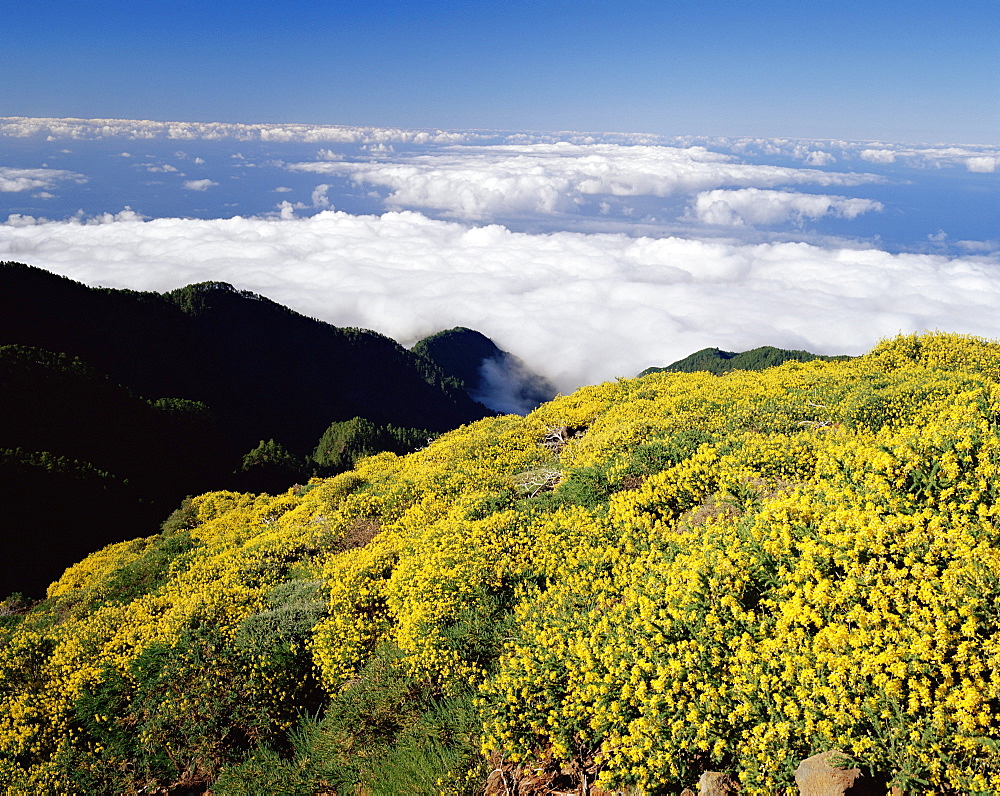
left=2, top=0, right=996, bottom=143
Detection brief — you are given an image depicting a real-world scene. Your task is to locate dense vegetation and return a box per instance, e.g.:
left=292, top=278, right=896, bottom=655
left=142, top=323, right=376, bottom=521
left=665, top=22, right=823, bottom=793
left=0, top=262, right=498, bottom=597
left=640, top=345, right=848, bottom=376
left=3, top=331, right=999, bottom=794
left=414, top=327, right=557, bottom=414
left=411, top=327, right=508, bottom=392
left=0, top=262, right=487, bottom=452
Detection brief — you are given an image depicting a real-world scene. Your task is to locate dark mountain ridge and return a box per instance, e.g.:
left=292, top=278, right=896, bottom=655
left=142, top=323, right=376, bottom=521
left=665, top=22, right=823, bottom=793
left=0, top=262, right=494, bottom=597
left=0, top=263, right=488, bottom=453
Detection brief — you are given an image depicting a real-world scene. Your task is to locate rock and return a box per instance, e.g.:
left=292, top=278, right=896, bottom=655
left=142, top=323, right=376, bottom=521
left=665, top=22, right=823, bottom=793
left=794, top=750, right=882, bottom=795
left=698, top=770, right=740, bottom=794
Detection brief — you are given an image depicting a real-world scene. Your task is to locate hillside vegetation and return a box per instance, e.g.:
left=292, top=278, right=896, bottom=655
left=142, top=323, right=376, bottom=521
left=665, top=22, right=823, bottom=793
left=3, top=332, right=1000, bottom=794
left=0, top=262, right=488, bottom=455
left=413, top=327, right=557, bottom=414
left=640, top=345, right=848, bottom=376
left=0, top=262, right=498, bottom=597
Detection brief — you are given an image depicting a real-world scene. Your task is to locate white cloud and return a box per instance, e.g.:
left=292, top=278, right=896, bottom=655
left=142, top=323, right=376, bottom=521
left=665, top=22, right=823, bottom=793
left=145, top=164, right=179, bottom=173
left=967, top=156, right=998, bottom=173
left=182, top=179, right=218, bottom=191
left=4, top=213, right=46, bottom=227
left=861, top=149, right=897, bottom=164
left=858, top=143, right=1000, bottom=171
left=289, top=143, right=883, bottom=221
left=691, top=189, right=883, bottom=227
left=274, top=186, right=293, bottom=193
left=0, top=116, right=489, bottom=145
left=957, top=239, right=1000, bottom=253
left=0, top=166, right=86, bottom=193
left=267, top=185, right=332, bottom=215
left=3, top=209, right=998, bottom=392
left=83, top=208, right=147, bottom=225
left=311, top=184, right=331, bottom=208
left=785, top=144, right=838, bottom=166
left=803, top=150, right=836, bottom=166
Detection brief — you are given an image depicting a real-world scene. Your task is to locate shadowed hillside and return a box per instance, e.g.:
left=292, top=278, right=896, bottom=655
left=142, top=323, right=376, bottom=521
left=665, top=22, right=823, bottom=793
left=0, top=262, right=493, bottom=597
left=0, top=263, right=489, bottom=452
left=0, top=345, right=228, bottom=597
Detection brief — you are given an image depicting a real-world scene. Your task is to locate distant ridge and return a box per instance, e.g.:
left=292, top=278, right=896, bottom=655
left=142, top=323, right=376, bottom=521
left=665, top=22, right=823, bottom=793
left=639, top=345, right=849, bottom=376
left=412, top=327, right=556, bottom=415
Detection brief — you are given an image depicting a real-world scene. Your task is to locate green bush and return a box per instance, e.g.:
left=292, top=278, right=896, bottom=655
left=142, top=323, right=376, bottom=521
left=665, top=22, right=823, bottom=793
left=234, top=579, right=329, bottom=661
left=215, top=647, right=486, bottom=794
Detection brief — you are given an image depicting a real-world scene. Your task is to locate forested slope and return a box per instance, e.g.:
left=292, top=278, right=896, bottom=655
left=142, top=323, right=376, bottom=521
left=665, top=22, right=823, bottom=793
left=0, top=262, right=493, bottom=597
left=3, top=332, right=1000, bottom=794
left=413, top=327, right=557, bottom=414
left=640, top=345, right=848, bottom=376
left=0, top=262, right=488, bottom=453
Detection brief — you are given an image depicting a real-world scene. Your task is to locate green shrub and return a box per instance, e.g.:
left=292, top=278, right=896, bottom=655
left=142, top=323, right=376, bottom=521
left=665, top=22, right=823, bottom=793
left=234, top=579, right=329, bottom=661
left=215, top=647, right=486, bottom=795
left=160, top=496, right=200, bottom=533
left=211, top=746, right=313, bottom=796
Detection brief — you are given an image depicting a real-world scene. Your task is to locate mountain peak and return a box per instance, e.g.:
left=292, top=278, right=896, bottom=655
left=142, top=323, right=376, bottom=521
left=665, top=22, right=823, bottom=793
left=413, top=327, right=556, bottom=415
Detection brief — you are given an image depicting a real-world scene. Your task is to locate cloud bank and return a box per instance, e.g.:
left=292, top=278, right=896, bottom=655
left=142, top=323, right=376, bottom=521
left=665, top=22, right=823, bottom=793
left=2, top=118, right=996, bottom=388
left=692, top=189, right=884, bottom=227
left=857, top=144, right=1000, bottom=171
left=0, top=117, right=486, bottom=146
left=290, top=143, right=883, bottom=221
left=6, top=118, right=996, bottom=174
left=0, top=166, right=86, bottom=193
left=3, top=209, right=999, bottom=392
left=712, top=136, right=1000, bottom=172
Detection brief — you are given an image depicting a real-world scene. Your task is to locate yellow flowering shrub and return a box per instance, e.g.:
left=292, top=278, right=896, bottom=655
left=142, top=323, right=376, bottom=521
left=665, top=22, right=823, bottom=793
left=3, top=332, right=1000, bottom=793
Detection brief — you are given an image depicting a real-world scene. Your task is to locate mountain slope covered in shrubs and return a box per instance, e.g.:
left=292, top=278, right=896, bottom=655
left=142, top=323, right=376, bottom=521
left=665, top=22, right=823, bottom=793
left=3, top=332, right=1000, bottom=794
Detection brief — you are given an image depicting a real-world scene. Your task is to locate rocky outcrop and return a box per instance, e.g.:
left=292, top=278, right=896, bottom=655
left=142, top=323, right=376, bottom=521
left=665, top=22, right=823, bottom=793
left=697, top=770, right=741, bottom=794
left=793, top=751, right=885, bottom=795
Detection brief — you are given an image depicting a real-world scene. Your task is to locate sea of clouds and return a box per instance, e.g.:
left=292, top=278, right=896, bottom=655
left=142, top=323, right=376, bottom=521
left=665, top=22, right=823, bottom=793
left=1, top=117, right=998, bottom=394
